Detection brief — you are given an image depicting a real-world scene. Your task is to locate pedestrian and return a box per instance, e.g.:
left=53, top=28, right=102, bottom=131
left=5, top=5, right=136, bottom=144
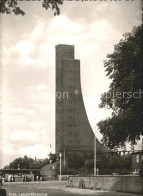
left=8, top=174, right=11, bottom=182
left=0, top=176, right=6, bottom=196
left=11, top=174, right=13, bottom=182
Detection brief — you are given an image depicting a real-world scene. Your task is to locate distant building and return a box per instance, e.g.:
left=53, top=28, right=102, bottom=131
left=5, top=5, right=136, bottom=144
left=131, top=137, right=143, bottom=173
left=0, top=169, right=40, bottom=181
left=40, top=162, right=57, bottom=180
left=133, top=136, right=143, bottom=151
left=55, top=44, right=108, bottom=158
left=131, top=151, right=143, bottom=173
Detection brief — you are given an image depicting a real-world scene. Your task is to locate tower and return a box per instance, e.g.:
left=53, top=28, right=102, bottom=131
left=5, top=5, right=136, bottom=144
left=55, top=44, right=107, bottom=156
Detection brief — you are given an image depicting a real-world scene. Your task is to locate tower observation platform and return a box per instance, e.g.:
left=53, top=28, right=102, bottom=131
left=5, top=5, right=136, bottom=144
left=55, top=44, right=108, bottom=156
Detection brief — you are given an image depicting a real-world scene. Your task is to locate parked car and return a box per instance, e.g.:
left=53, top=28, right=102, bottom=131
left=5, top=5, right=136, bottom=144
left=131, top=172, right=139, bottom=176
left=112, top=173, right=119, bottom=176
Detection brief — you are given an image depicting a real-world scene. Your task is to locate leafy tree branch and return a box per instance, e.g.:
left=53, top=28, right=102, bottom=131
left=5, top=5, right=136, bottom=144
left=0, top=0, right=63, bottom=16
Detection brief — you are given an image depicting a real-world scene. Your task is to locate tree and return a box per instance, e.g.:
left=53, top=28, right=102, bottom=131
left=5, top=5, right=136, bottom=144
left=5, top=156, right=35, bottom=169
left=48, top=153, right=57, bottom=163
left=97, top=25, right=142, bottom=149
left=96, top=154, right=132, bottom=175
left=54, top=152, right=92, bottom=176
left=0, top=0, right=63, bottom=16
left=66, top=152, right=85, bottom=169
left=4, top=156, right=51, bottom=169
left=30, top=158, right=50, bottom=169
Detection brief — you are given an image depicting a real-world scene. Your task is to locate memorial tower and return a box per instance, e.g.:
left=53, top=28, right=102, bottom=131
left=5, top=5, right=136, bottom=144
left=55, top=44, right=107, bottom=156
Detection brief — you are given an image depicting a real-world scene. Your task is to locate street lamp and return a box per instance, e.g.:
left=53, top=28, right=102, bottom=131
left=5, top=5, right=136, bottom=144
left=94, top=121, right=96, bottom=176
left=59, top=153, right=62, bottom=189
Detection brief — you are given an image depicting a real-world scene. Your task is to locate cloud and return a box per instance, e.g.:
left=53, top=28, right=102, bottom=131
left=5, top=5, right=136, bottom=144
left=18, top=144, right=52, bottom=158
left=48, top=15, right=85, bottom=35
left=90, top=20, right=112, bottom=42
left=29, top=21, right=46, bottom=42
left=83, top=96, right=111, bottom=125
left=17, top=40, right=35, bottom=56
left=10, top=129, right=48, bottom=144
left=28, top=84, right=49, bottom=92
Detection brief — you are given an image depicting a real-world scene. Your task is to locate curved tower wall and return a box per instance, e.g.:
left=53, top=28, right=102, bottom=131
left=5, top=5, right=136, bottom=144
left=56, top=44, right=107, bottom=155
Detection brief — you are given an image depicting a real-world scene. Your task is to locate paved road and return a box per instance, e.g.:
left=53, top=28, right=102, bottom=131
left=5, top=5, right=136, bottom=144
left=2, top=181, right=141, bottom=196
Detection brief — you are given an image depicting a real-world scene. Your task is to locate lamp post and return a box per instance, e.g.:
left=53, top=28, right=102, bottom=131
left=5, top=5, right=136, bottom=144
left=94, top=122, right=96, bottom=176
left=94, top=134, right=96, bottom=176
left=59, top=153, right=62, bottom=189
left=64, top=147, right=66, bottom=167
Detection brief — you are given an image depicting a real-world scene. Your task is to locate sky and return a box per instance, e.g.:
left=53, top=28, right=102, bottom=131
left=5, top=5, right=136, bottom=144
left=0, top=0, right=142, bottom=167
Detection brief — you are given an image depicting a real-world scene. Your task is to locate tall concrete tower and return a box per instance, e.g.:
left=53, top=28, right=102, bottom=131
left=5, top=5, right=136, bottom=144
left=55, top=44, right=107, bottom=156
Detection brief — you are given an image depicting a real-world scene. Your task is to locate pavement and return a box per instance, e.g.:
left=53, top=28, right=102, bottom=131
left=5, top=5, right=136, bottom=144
left=63, top=187, right=142, bottom=196
left=1, top=181, right=142, bottom=196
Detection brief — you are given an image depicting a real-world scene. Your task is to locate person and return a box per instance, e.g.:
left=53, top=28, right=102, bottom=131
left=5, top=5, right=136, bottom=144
left=8, top=174, right=10, bottom=182
left=0, top=176, right=6, bottom=196
left=0, top=176, right=2, bottom=187
left=36, top=175, right=39, bottom=181
left=11, top=174, right=14, bottom=182
left=2, top=175, right=5, bottom=184
left=40, top=175, right=43, bottom=181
